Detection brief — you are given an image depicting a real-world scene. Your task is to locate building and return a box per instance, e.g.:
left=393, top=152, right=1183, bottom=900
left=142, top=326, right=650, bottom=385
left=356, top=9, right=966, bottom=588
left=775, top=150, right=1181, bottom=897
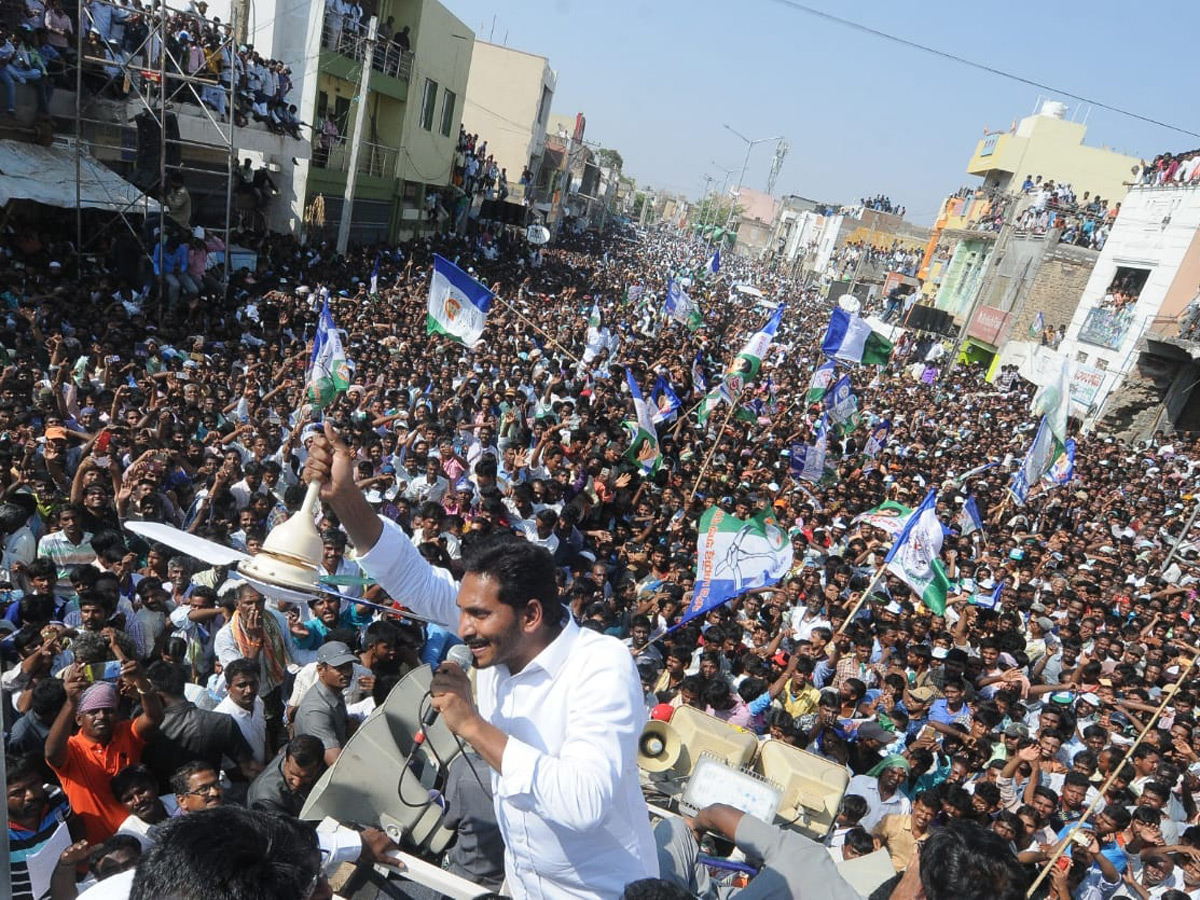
left=966, top=100, right=1140, bottom=203
left=296, top=0, right=473, bottom=243
left=461, top=41, right=557, bottom=202
left=1056, top=181, right=1200, bottom=429
left=729, top=187, right=780, bottom=258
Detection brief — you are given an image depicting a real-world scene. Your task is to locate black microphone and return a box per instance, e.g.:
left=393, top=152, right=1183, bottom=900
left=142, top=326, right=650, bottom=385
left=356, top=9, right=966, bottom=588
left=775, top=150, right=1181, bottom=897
left=416, top=643, right=475, bottom=743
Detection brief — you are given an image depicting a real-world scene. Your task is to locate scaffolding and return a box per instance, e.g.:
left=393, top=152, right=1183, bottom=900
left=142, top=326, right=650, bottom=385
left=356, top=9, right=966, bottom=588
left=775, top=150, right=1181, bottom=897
left=72, top=0, right=238, bottom=296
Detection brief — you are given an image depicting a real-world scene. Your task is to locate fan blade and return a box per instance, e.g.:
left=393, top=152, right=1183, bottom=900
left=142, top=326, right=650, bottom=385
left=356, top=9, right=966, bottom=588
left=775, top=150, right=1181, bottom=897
left=124, top=521, right=249, bottom=567
left=319, top=574, right=378, bottom=587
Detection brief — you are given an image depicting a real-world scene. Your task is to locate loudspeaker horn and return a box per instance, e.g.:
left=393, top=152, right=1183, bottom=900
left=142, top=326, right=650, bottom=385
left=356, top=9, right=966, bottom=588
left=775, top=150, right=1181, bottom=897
left=638, top=720, right=682, bottom=773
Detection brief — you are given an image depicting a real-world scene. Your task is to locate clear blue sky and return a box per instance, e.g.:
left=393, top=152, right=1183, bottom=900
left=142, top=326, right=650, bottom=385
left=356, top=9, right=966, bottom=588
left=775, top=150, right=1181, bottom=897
left=442, top=0, right=1198, bottom=225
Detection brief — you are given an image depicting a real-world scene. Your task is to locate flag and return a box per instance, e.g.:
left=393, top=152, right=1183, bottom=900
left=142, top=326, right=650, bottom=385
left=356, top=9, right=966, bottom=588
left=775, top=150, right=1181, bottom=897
left=681, top=507, right=793, bottom=627
left=692, top=350, right=708, bottom=397
left=885, top=488, right=951, bottom=615
left=821, top=307, right=894, bottom=365
left=307, top=299, right=352, bottom=409
left=665, top=279, right=701, bottom=329
left=1029, top=311, right=1045, bottom=339
left=427, top=254, right=494, bottom=348
left=369, top=253, right=380, bottom=296
left=623, top=370, right=661, bottom=473
left=807, top=360, right=837, bottom=405
left=626, top=284, right=644, bottom=305
left=708, top=248, right=720, bottom=275
left=1008, top=417, right=1057, bottom=506
left=650, top=374, right=682, bottom=424
left=1044, top=438, right=1075, bottom=486
left=697, top=382, right=734, bottom=426
left=973, top=580, right=1003, bottom=610
left=789, top=425, right=827, bottom=485
left=588, top=300, right=602, bottom=329
left=852, top=501, right=912, bottom=537
left=1033, top=355, right=1071, bottom=444
left=727, top=305, right=784, bottom=391
left=955, top=495, right=983, bottom=537
left=825, top=374, right=860, bottom=435
left=863, top=419, right=891, bottom=459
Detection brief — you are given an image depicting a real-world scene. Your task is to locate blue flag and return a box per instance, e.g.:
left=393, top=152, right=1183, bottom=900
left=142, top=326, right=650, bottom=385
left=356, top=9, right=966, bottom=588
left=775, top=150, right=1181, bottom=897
left=692, top=349, right=708, bottom=397
left=955, top=495, right=983, bottom=537
left=650, top=375, right=682, bottom=424
left=708, top=248, right=720, bottom=275
left=369, top=252, right=380, bottom=296
left=1044, top=438, right=1076, bottom=486
left=863, top=419, right=891, bottom=459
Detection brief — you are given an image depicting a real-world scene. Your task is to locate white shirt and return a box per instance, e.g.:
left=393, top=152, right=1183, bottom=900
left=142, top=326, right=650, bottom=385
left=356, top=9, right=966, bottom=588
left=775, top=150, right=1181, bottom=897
left=214, top=694, right=268, bottom=764
left=845, top=774, right=912, bottom=831
left=358, top=520, right=658, bottom=899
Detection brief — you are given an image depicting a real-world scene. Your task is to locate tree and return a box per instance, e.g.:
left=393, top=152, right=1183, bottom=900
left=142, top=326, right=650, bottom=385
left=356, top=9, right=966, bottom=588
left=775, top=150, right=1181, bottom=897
left=596, top=148, right=624, bottom=172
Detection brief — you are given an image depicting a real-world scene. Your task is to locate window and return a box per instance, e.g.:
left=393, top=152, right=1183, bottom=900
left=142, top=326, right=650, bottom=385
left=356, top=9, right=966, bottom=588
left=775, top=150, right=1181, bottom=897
left=439, top=88, right=455, bottom=137
left=420, top=78, right=438, bottom=131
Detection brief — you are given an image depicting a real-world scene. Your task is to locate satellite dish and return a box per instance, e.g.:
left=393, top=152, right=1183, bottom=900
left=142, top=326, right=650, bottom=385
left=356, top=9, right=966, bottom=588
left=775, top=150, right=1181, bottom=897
left=838, top=295, right=861, bottom=314
left=526, top=225, right=550, bottom=245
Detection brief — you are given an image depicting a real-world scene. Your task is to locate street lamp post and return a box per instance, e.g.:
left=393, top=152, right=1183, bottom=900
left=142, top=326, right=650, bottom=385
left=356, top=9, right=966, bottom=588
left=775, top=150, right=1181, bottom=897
left=708, top=160, right=736, bottom=250
left=722, top=124, right=782, bottom=254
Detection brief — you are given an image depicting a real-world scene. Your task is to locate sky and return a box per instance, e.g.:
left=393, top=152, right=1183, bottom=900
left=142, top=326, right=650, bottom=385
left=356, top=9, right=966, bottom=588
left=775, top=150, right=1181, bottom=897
left=441, top=0, right=1200, bottom=226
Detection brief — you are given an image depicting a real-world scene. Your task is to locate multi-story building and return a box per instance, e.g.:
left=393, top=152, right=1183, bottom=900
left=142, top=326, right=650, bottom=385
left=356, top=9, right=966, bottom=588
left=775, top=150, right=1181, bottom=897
left=207, top=0, right=473, bottom=242
left=1057, top=181, right=1200, bottom=431
left=461, top=41, right=556, bottom=202
left=966, top=100, right=1140, bottom=202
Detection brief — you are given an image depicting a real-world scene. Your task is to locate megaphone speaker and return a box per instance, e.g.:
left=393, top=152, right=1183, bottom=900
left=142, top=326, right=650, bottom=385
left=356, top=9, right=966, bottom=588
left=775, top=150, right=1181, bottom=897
left=638, top=720, right=682, bottom=773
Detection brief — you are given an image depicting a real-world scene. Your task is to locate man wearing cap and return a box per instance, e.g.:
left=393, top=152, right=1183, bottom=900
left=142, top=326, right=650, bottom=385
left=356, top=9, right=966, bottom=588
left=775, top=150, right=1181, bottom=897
left=292, top=640, right=356, bottom=766
left=45, top=657, right=163, bottom=844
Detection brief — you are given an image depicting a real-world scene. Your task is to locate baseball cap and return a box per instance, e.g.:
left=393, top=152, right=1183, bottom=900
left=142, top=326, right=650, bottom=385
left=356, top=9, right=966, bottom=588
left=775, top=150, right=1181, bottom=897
left=1004, top=722, right=1030, bottom=739
left=908, top=686, right=936, bottom=705
left=44, top=426, right=67, bottom=442
left=316, top=641, right=358, bottom=667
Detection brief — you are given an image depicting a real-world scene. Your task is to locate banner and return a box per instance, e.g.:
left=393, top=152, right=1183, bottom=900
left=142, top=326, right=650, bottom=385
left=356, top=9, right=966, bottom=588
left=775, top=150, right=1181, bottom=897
left=682, top=507, right=793, bottom=626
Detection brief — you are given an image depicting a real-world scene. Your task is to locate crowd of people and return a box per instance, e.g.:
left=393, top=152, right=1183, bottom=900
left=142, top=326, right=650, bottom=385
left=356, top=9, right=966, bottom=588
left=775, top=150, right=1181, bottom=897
left=860, top=196, right=905, bottom=217
left=3, top=198, right=1200, bottom=899
left=825, top=241, right=923, bottom=281
left=0, top=0, right=305, bottom=137
left=1137, top=153, right=1200, bottom=188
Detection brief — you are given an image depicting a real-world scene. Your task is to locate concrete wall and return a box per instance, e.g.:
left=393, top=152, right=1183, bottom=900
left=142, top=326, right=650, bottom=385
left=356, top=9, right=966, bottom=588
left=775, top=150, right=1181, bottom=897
left=966, top=111, right=1139, bottom=204
left=1059, top=184, right=1200, bottom=418
left=397, top=0, right=473, bottom=190
left=461, top=42, right=554, bottom=181
left=1014, top=242, right=1099, bottom=339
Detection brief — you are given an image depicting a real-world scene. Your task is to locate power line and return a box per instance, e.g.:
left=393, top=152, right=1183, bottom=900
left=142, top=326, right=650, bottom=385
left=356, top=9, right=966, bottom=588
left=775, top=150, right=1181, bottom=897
left=763, top=0, right=1200, bottom=141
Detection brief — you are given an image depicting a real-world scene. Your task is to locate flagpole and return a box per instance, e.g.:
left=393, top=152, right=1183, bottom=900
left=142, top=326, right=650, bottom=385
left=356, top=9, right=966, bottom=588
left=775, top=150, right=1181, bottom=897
left=686, top=389, right=745, bottom=506
left=833, top=563, right=888, bottom=638
left=490, top=291, right=581, bottom=364
left=1025, top=650, right=1200, bottom=898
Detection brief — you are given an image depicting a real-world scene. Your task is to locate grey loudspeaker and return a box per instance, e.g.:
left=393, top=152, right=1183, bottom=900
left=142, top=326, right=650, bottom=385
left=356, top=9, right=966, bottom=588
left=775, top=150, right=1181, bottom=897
left=299, top=664, right=464, bottom=854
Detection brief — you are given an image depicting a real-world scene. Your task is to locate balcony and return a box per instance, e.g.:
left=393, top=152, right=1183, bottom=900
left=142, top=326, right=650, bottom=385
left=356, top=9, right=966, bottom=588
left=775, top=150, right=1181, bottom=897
left=313, top=135, right=397, bottom=180
left=320, top=22, right=413, bottom=85
left=1078, top=305, right=1137, bottom=350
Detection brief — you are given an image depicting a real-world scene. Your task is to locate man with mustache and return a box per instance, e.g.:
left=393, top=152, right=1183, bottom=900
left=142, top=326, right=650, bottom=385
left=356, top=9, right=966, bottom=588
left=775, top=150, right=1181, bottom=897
left=306, top=424, right=657, bottom=900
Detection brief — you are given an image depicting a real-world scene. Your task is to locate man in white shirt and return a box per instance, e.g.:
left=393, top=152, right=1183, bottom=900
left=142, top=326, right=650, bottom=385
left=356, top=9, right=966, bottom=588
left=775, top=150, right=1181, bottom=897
left=306, top=425, right=658, bottom=900
left=405, top=458, right=449, bottom=505
left=213, top=658, right=267, bottom=765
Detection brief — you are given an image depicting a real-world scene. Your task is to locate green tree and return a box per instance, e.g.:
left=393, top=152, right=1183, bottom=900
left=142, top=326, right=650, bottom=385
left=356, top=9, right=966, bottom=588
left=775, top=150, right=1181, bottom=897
left=596, top=148, right=624, bottom=172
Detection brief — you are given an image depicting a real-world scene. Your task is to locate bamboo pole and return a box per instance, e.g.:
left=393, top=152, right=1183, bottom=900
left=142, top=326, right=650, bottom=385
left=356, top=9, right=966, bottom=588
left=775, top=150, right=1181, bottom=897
left=1025, top=651, right=1200, bottom=897
left=490, top=290, right=581, bottom=364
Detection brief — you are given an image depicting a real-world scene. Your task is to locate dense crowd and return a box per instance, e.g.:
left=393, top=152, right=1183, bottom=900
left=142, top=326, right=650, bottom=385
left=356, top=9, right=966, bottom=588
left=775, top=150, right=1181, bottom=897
left=0, top=0, right=304, bottom=137
left=1138, top=153, right=1200, bottom=188
left=860, top=195, right=904, bottom=217
left=3, top=202, right=1200, bottom=900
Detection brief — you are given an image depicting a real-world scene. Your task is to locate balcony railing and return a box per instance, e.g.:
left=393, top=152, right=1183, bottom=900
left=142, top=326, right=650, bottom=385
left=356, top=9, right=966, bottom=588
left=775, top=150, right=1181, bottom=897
left=321, top=22, right=413, bottom=81
left=312, top=135, right=397, bottom=178
left=1078, top=305, right=1137, bottom=350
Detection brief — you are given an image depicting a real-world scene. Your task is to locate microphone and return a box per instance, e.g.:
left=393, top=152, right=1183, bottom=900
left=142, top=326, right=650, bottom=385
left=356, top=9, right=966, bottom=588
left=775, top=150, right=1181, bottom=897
left=416, top=643, right=475, bottom=743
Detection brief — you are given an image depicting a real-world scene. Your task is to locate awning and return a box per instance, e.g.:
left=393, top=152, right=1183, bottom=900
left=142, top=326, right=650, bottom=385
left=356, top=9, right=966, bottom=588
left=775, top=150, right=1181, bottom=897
left=0, top=140, right=161, bottom=212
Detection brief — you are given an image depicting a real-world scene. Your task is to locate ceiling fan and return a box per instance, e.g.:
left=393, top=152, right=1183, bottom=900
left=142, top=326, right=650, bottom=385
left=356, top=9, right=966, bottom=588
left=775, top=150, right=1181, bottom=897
left=125, top=480, right=447, bottom=626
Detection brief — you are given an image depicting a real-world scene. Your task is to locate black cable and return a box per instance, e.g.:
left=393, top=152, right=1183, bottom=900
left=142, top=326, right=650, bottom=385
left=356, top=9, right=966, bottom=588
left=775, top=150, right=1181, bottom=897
left=763, top=0, right=1200, bottom=140
left=395, top=691, right=439, bottom=811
